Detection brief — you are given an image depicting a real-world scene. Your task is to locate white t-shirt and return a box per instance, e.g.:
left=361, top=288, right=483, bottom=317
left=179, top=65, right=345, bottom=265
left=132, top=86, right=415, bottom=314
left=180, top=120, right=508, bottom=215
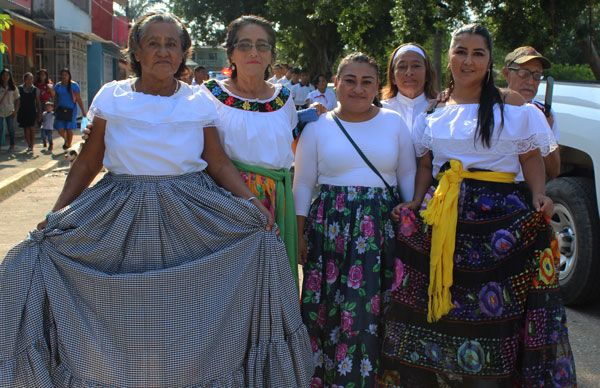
left=412, top=103, right=558, bottom=177
left=381, top=92, right=429, bottom=133
left=290, top=83, right=314, bottom=106
left=87, top=80, right=217, bottom=175
left=0, top=86, right=19, bottom=117
left=201, top=79, right=298, bottom=169
left=307, top=88, right=337, bottom=111
left=293, top=109, right=417, bottom=216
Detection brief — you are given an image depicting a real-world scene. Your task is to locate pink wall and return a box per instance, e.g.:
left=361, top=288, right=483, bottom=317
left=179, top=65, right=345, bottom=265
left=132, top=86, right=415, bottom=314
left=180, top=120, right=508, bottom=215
left=91, top=0, right=113, bottom=41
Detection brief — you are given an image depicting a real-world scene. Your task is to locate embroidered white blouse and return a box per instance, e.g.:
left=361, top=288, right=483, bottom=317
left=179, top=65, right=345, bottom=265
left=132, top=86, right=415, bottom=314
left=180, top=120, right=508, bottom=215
left=381, top=92, right=429, bottom=133
left=293, top=109, right=417, bottom=216
left=87, top=80, right=217, bottom=175
left=201, top=80, right=298, bottom=169
left=412, top=103, right=557, bottom=177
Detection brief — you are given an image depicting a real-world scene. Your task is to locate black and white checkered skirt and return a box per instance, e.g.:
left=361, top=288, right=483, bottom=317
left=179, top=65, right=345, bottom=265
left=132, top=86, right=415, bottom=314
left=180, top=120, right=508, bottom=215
left=0, top=171, right=313, bottom=387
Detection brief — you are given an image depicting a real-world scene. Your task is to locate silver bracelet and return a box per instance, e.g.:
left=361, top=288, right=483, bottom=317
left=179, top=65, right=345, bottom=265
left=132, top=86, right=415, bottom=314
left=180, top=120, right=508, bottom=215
left=247, top=196, right=258, bottom=202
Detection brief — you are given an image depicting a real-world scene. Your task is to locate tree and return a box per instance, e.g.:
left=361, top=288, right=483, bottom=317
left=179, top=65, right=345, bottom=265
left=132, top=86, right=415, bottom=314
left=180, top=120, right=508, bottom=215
left=0, top=14, right=12, bottom=54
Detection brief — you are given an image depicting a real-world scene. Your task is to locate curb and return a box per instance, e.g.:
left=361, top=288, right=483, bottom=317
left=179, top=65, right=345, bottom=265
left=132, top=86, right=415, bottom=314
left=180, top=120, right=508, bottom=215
left=0, top=141, right=84, bottom=203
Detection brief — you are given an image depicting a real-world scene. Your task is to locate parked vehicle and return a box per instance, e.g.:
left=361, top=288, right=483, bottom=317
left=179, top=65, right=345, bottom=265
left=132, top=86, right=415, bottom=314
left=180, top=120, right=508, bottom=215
left=536, top=81, right=600, bottom=305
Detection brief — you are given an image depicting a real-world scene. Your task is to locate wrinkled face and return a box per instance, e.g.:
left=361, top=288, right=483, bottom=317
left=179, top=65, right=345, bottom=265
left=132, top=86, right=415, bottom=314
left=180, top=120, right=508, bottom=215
left=135, top=21, right=183, bottom=79
left=393, top=50, right=426, bottom=99
left=504, top=59, right=544, bottom=101
left=230, top=23, right=272, bottom=79
left=449, top=33, right=490, bottom=88
left=334, top=61, right=378, bottom=114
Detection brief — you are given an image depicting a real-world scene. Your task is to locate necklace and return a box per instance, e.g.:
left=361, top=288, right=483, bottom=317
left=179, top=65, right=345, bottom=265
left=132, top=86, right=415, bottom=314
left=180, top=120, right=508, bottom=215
left=131, top=78, right=180, bottom=96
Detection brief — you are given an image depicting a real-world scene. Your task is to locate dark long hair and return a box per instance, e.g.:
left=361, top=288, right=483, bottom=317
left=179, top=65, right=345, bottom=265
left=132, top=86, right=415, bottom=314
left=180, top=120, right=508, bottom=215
left=60, top=68, right=73, bottom=94
left=225, top=15, right=276, bottom=80
left=35, top=69, right=51, bottom=86
left=381, top=42, right=438, bottom=100
left=336, top=52, right=381, bottom=106
left=125, top=12, right=191, bottom=78
left=0, top=69, right=16, bottom=90
left=445, top=24, right=504, bottom=148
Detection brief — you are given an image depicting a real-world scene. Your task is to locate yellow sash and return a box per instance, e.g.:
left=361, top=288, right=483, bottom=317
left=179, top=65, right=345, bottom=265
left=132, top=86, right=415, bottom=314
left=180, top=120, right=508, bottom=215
left=420, top=160, right=516, bottom=323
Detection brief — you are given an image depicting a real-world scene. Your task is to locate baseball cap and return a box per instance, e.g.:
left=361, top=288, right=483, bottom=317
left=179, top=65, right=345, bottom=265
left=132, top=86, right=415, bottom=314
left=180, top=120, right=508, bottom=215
left=504, top=46, right=551, bottom=69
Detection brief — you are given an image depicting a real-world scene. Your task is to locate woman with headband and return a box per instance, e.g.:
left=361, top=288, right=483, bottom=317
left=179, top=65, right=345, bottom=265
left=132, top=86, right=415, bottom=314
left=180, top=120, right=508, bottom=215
left=381, top=43, right=438, bottom=133
left=379, top=24, right=575, bottom=386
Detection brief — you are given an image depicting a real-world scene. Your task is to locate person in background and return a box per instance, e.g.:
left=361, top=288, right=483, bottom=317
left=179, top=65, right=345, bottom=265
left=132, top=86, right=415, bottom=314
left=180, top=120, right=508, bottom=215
left=17, top=72, right=42, bottom=154
left=41, top=101, right=55, bottom=151
left=291, top=68, right=314, bottom=109
left=381, top=42, right=438, bottom=133
left=284, top=67, right=300, bottom=90
left=268, top=62, right=287, bottom=84
left=178, top=66, right=193, bottom=84
left=34, top=69, right=55, bottom=148
left=503, top=46, right=560, bottom=178
left=307, top=74, right=336, bottom=111
left=0, top=68, right=19, bottom=152
left=54, top=68, right=86, bottom=150
left=379, top=24, right=575, bottom=387
left=294, top=53, right=416, bottom=386
left=192, top=65, right=209, bottom=85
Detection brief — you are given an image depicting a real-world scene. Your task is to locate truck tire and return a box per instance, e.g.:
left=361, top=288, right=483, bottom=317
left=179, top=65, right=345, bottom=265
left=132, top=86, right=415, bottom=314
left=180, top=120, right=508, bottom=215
left=547, top=177, right=600, bottom=305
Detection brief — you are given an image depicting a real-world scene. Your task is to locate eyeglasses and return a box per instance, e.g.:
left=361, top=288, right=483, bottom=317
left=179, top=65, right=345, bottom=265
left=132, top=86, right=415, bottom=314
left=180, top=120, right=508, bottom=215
left=233, top=41, right=272, bottom=53
left=508, top=67, right=543, bottom=81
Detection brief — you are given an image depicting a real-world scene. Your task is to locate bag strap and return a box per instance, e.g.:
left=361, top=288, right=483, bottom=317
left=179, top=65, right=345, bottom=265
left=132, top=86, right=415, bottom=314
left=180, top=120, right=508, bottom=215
left=331, top=112, right=400, bottom=203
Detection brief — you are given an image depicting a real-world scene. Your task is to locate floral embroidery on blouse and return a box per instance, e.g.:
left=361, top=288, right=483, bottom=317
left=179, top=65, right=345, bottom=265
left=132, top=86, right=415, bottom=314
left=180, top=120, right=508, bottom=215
left=205, top=79, right=290, bottom=112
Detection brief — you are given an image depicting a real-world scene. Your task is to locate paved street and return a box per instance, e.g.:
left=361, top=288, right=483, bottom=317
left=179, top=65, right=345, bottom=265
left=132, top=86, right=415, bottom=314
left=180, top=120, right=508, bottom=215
left=1, top=172, right=599, bottom=387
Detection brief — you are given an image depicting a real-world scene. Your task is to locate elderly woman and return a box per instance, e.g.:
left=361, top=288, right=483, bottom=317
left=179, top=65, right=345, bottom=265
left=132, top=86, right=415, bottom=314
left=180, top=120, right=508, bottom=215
left=379, top=24, right=575, bottom=387
left=201, top=15, right=302, bottom=283
left=294, top=53, right=416, bottom=386
left=381, top=43, right=438, bottom=133
left=0, top=12, right=312, bottom=387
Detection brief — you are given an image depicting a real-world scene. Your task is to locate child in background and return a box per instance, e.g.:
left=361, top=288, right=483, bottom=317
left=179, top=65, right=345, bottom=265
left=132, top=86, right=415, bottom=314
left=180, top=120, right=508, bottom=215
left=41, top=101, right=55, bottom=151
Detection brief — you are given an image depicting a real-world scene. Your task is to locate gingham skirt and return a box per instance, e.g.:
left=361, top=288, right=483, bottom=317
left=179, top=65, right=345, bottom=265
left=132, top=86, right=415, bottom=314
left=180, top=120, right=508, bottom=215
left=0, top=171, right=313, bottom=387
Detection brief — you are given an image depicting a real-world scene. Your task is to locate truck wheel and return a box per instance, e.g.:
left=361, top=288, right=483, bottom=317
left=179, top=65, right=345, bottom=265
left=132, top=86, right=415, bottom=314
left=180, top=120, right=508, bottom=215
left=547, top=177, right=600, bottom=305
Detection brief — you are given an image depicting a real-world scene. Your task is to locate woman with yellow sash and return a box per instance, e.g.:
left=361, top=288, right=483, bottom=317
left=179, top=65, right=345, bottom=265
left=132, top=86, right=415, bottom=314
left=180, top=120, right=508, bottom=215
left=201, top=16, right=301, bottom=283
left=379, top=25, right=576, bottom=387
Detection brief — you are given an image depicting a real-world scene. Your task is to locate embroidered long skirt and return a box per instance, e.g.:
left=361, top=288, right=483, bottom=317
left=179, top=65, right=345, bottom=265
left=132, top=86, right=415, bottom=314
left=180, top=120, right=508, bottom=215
left=301, top=185, right=398, bottom=387
left=379, top=179, right=576, bottom=387
left=0, top=171, right=313, bottom=387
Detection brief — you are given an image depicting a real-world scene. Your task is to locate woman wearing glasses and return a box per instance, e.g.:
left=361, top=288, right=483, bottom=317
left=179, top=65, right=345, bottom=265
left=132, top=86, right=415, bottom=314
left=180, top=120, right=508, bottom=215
left=202, top=15, right=302, bottom=284
left=503, top=46, right=560, bottom=178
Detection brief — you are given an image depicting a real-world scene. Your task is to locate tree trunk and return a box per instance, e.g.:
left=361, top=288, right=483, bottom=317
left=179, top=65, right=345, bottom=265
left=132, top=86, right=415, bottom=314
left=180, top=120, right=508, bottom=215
left=580, top=37, right=600, bottom=80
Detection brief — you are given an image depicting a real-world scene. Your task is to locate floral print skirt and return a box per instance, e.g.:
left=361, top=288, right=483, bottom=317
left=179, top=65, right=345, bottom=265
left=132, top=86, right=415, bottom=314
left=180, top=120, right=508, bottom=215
left=379, top=179, right=576, bottom=387
left=302, top=184, right=398, bottom=388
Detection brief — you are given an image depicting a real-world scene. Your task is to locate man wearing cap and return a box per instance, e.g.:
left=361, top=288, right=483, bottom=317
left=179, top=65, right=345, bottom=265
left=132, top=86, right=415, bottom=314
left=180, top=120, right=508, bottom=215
left=503, top=46, right=560, bottom=178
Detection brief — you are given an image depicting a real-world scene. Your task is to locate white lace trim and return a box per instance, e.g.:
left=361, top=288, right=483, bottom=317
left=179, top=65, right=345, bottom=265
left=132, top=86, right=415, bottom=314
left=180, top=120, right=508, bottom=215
left=415, top=131, right=558, bottom=157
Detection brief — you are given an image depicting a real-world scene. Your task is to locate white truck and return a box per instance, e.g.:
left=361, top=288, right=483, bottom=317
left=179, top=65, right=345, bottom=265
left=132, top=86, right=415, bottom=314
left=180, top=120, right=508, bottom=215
left=536, top=81, right=600, bottom=305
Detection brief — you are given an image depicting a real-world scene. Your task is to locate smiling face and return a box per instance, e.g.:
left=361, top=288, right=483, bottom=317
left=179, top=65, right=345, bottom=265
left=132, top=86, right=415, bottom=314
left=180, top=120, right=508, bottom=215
left=449, top=33, right=490, bottom=89
left=504, top=59, right=544, bottom=101
left=393, top=51, right=426, bottom=99
left=134, top=21, right=183, bottom=80
left=229, top=23, right=272, bottom=79
left=334, top=61, right=378, bottom=114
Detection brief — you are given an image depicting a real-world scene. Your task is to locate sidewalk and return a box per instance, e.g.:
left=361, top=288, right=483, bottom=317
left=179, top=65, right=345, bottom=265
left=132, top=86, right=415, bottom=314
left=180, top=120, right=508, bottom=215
left=0, top=129, right=83, bottom=202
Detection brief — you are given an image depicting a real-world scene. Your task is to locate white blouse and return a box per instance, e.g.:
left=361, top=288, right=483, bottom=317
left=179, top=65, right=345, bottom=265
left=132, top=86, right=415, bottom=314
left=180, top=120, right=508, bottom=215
left=381, top=92, right=429, bottom=133
left=201, top=80, right=298, bottom=169
left=88, top=80, right=217, bottom=175
left=294, top=109, right=417, bottom=216
left=412, top=103, right=557, bottom=177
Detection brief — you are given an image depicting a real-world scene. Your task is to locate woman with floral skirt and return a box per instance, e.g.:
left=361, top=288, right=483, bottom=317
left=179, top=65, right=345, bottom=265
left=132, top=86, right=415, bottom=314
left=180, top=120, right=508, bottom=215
left=294, top=53, right=416, bottom=386
left=379, top=24, right=576, bottom=387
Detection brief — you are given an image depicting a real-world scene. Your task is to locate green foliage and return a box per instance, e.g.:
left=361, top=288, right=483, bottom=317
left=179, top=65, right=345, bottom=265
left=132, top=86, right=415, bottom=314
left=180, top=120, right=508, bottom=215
left=0, top=14, right=12, bottom=54
left=546, top=63, right=596, bottom=81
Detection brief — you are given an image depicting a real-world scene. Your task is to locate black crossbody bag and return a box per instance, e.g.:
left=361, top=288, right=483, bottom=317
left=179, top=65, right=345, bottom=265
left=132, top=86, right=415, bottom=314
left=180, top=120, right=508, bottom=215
left=331, top=113, right=401, bottom=204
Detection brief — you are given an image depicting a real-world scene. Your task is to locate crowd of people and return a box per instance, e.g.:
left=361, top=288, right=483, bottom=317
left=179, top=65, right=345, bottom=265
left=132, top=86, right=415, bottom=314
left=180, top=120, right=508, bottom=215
left=0, top=67, right=85, bottom=154
left=0, top=10, right=576, bottom=388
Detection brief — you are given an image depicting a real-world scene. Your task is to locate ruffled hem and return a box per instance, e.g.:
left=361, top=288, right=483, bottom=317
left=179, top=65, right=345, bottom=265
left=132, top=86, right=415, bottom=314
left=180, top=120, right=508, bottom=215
left=246, top=324, right=314, bottom=387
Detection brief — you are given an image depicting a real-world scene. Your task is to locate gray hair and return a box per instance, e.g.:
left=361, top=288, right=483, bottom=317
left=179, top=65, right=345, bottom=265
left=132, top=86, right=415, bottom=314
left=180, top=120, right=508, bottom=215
left=124, top=12, right=192, bottom=78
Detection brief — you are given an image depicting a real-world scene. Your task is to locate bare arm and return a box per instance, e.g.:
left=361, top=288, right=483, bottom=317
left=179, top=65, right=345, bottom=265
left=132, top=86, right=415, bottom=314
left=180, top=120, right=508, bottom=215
left=37, top=117, right=106, bottom=229
left=74, top=91, right=86, bottom=116
left=202, top=126, right=274, bottom=230
left=543, top=148, right=560, bottom=179
left=520, top=148, right=553, bottom=215
left=391, top=152, right=433, bottom=221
